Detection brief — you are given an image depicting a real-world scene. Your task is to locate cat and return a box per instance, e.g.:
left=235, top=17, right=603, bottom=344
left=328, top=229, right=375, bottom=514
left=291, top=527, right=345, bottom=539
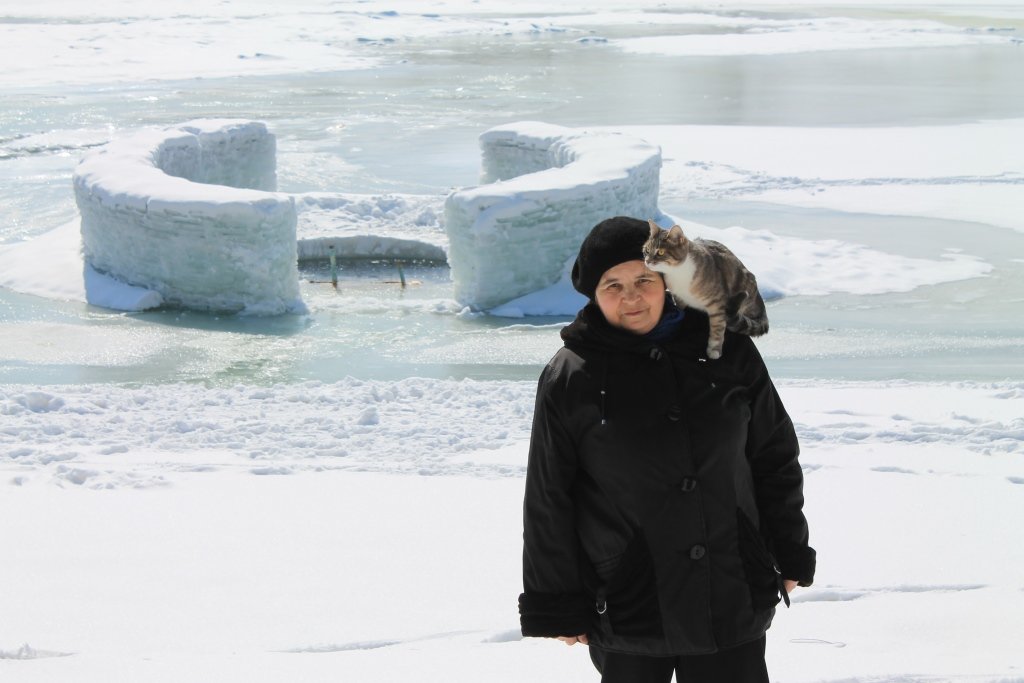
left=643, top=220, right=768, bottom=359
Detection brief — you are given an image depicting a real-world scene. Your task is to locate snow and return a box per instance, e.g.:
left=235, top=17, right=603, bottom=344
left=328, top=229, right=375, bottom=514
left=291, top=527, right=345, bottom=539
left=613, top=120, right=1024, bottom=234
left=1, top=379, right=1022, bottom=681
left=295, top=193, right=447, bottom=262
left=445, top=122, right=662, bottom=310
left=72, top=120, right=304, bottom=315
left=0, top=220, right=162, bottom=311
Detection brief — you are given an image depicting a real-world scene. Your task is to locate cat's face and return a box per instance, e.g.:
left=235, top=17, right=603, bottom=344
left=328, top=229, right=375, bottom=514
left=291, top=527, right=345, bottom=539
left=642, top=221, right=689, bottom=273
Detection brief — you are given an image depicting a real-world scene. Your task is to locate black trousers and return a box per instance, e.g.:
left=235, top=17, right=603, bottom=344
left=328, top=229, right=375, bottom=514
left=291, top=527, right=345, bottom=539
left=588, top=636, right=769, bottom=683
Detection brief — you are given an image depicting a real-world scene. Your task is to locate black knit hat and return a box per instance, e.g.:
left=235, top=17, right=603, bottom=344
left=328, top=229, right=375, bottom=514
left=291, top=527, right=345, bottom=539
left=571, top=216, right=650, bottom=299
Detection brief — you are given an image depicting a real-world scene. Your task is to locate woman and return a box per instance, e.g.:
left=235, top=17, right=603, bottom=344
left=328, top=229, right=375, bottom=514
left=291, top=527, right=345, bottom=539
left=519, top=216, right=815, bottom=682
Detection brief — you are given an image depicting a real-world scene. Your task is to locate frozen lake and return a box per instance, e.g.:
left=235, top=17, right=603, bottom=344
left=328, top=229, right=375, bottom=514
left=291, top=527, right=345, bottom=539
left=2, top=2, right=1023, bottom=385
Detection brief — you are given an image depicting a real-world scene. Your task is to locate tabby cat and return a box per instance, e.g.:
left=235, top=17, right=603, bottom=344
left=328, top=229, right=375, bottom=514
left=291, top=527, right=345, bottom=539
left=643, top=220, right=768, bottom=359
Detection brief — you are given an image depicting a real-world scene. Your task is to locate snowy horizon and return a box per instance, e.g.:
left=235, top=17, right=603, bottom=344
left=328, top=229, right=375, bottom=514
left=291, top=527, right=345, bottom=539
left=2, top=1, right=1022, bottom=88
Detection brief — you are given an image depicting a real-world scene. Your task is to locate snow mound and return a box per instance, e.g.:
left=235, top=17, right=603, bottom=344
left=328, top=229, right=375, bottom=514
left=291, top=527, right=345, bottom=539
left=0, top=643, right=73, bottom=660
left=444, top=121, right=661, bottom=310
left=73, top=119, right=304, bottom=315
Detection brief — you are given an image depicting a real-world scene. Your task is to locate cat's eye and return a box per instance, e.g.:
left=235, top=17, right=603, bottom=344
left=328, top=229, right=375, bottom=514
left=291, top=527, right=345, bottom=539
left=657, top=248, right=665, bottom=256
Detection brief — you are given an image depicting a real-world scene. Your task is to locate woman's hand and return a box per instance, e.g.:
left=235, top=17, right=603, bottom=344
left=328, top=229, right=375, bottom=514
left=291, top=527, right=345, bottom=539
left=557, top=634, right=589, bottom=646
left=784, top=579, right=799, bottom=594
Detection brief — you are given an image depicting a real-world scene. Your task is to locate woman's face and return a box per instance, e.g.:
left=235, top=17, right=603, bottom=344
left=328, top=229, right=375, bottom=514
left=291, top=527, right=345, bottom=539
left=594, top=260, right=666, bottom=335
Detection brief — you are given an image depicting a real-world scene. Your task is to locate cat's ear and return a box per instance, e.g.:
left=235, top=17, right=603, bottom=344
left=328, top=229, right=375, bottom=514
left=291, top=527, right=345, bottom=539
left=668, top=225, right=685, bottom=241
left=647, top=219, right=661, bottom=238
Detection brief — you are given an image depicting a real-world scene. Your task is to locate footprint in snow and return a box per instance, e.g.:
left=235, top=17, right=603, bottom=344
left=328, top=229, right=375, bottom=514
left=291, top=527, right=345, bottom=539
left=281, top=630, right=478, bottom=654
left=793, top=584, right=986, bottom=603
left=871, top=466, right=918, bottom=475
left=0, top=643, right=74, bottom=659
left=282, top=640, right=401, bottom=653
left=789, top=638, right=846, bottom=648
left=482, top=630, right=523, bottom=643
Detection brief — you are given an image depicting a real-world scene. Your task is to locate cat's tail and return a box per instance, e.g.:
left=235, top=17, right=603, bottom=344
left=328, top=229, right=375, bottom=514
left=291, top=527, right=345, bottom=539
left=729, top=313, right=769, bottom=337
left=726, top=291, right=770, bottom=337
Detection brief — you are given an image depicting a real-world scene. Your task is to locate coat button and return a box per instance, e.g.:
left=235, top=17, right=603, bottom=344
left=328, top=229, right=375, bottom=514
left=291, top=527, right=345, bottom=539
left=667, top=405, right=682, bottom=421
left=689, top=545, right=707, bottom=560
left=649, top=347, right=664, bottom=362
left=679, top=478, right=696, bottom=493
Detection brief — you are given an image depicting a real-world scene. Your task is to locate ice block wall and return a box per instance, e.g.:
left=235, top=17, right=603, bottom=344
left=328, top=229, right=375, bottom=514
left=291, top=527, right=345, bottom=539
left=444, top=122, right=662, bottom=310
left=73, top=119, right=303, bottom=314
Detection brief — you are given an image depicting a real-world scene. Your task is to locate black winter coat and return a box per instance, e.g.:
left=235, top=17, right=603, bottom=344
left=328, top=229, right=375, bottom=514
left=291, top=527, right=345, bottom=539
left=519, top=301, right=815, bottom=656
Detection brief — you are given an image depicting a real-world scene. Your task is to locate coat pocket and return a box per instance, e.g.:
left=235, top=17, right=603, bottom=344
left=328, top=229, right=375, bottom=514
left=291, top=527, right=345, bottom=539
left=597, top=530, right=664, bottom=638
left=736, top=509, right=783, bottom=612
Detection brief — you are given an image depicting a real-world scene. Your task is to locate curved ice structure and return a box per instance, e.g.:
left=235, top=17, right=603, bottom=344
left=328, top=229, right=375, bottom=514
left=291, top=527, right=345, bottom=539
left=444, top=122, right=661, bottom=310
left=73, top=119, right=303, bottom=314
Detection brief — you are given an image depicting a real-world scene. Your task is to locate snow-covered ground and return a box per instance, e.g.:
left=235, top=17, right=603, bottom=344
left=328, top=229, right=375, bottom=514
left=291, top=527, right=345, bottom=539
left=2, top=380, right=1022, bottom=681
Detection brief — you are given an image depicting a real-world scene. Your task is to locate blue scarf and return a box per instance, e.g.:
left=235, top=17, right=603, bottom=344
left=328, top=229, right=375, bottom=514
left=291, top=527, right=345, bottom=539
left=644, top=302, right=685, bottom=342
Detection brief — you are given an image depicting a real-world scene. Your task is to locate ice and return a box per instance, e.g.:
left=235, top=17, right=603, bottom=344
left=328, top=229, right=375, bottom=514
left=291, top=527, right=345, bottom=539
left=73, top=119, right=305, bottom=315
left=444, top=122, right=661, bottom=310
left=3, top=1, right=1021, bottom=88
left=295, top=193, right=446, bottom=262
left=84, top=263, right=165, bottom=311
left=612, top=16, right=1020, bottom=57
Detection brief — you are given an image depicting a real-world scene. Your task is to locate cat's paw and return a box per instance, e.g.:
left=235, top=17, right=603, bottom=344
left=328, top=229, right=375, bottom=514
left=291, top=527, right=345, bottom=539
left=706, top=347, right=722, bottom=360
